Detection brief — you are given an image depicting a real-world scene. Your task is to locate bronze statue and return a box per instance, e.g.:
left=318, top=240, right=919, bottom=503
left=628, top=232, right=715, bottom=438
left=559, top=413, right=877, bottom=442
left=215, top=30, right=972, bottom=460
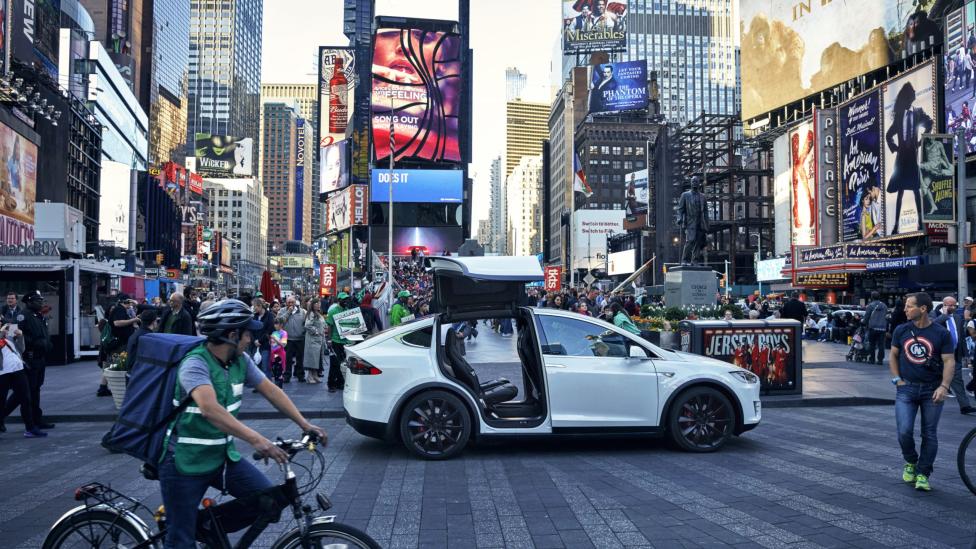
left=676, top=176, right=710, bottom=265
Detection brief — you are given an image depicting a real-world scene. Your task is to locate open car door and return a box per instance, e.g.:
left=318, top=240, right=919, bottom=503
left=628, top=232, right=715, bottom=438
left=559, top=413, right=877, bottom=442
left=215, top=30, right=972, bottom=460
left=427, top=256, right=543, bottom=321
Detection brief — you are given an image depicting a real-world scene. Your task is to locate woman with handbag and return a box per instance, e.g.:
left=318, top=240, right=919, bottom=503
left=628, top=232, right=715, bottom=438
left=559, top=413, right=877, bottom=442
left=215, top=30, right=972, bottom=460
left=303, top=298, right=327, bottom=384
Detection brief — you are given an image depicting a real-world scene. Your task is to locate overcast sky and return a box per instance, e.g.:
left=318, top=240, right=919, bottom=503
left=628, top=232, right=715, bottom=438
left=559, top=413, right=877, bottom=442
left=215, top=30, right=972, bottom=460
left=262, top=0, right=560, bottom=235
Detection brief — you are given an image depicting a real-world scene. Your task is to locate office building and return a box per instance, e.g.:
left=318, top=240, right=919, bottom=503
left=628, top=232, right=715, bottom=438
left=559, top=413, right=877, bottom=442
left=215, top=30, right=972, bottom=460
left=506, top=155, right=543, bottom=256
left=141, top=0, right=191, bottom=164
left=261, top=83, right=317, bottom=121
left=477, top=219, right=492, bottom=249
left=547, top=81, right=578, bottom=265
left=87, top=40, right=149, bottom=170
left=203, top=177, right=268, bottom=287
left=506, top=66, right=526, bottom=101
left=79, top=0, right=146, bottom=97
left=506, top=100, right=549, bottom=179
left=261, top=102, right=306, bottom=253
left=188, top=0, right=264, bottom=148
left=575, top=118, right=659, bottom=210
left=487, top=156, right=504, bottom=254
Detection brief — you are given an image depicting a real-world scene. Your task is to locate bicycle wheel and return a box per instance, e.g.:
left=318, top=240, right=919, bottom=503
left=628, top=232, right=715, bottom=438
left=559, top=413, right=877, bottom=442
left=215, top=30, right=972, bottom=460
left=957, top=426, right=976, bottom=496
left=270, top=521, right=380, bottom=549
left=42, top=509, right=156, bottom=549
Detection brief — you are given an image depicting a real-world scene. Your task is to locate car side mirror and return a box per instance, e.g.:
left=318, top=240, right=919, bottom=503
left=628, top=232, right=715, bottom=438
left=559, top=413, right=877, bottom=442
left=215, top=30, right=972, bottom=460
left=629, top=346, right=648, bottom=359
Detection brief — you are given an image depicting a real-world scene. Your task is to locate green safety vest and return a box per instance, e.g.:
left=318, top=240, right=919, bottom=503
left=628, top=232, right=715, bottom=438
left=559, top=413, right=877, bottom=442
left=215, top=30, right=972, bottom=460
left=390, top=303, right=409, bottom=327
left=162, top=345, right=247, bottom=475
left=327, top=304, right=349, bottom=345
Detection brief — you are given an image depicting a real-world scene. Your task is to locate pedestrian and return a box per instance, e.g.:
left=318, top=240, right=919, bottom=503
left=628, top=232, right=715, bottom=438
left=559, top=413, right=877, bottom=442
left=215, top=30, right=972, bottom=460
left=277, top=296, right=306, bottom=383
left=359, top=292, right=383, bottom=333
left=17, top=291, right=54, bottom=430
left=780, top=293, right=807, bottom=325
left=865, top=291, right=889, bottom=365
left=1, top=291, right=24, bottom=325
left=390, top=290, right=412, bottom=327
left=0, top=323, right=44, bottom=437
left=889, top=292, right=955, bottom=491
left=303, top=298, right=326, bottom=384
left=325, top=292, right=352, bottom=393
left=933, top=296, right=976, bottom=414
left=251, top=298, right=275, bottom=378
left=610, top=302, right=641, bottom=335
left=124, top=309, right=158, bottom=368
left=159, top=293, right=195, bottom=336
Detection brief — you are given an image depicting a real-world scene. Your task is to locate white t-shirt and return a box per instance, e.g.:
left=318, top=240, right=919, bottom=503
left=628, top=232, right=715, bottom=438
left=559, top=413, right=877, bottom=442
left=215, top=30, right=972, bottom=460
left=0, top=343, right=24, bottom=376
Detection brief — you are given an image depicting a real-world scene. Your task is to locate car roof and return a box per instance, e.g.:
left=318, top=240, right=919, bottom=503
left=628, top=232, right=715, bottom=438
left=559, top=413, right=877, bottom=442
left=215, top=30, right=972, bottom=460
left=427, top=255, right=543, bottom=282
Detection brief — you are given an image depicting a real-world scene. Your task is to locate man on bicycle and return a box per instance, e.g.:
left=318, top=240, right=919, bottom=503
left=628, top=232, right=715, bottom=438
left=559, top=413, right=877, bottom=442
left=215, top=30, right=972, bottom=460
left=158, top=299, right=327, bottom=548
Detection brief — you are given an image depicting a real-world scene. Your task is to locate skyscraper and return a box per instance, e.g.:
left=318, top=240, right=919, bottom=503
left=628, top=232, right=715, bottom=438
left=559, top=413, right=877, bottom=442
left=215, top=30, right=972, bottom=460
left=187, top=0, right=263, bottom=149
left=141, top=0, right=191, bottom=164
left=488, top=156, right=504, bottom=254
left=505, top=66, right=527, bottom=101
left=505, top=100, right=550, bottom=179
left=262, top=102, right=301, bottom=253
left=79, top=0, right=146, bottom=97
left=507, top=155, right=543, bottom=256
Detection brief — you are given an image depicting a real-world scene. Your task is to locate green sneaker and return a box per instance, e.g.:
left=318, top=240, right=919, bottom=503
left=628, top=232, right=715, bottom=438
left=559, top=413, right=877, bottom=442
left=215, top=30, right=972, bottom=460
left=915, top=474, right=930, bottom=491
left=902, top=463, right=916, bottom=483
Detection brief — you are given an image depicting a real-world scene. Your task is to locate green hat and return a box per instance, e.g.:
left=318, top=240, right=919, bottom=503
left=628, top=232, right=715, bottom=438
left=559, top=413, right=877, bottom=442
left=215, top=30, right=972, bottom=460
left=337, top=291, right=350, bottom=299
left=398, top=290, right=412, bottom=299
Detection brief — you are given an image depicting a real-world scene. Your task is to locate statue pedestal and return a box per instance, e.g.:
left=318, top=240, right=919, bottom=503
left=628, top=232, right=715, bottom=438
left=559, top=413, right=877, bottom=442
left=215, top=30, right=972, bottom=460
left=664, top=265, right=717, bottom=308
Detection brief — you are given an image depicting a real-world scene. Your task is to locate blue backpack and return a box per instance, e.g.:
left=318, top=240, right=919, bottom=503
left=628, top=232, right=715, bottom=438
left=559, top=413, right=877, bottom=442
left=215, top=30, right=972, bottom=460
left=101, top=334, right=206, bottom=477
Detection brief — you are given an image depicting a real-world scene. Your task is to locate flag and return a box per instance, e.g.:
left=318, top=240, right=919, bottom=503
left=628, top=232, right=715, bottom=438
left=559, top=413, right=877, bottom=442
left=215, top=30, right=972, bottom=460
left=573, top=152, right=593, bottom=197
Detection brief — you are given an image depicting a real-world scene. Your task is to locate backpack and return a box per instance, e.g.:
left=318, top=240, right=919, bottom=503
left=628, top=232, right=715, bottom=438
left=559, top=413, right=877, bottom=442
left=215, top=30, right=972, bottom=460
left=101, top=334, right=205, bottom=478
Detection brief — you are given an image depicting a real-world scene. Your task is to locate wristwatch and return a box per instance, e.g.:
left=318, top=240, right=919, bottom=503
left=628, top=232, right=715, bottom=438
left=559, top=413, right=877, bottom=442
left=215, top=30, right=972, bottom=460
left=891, top=377, right=902, bottom=385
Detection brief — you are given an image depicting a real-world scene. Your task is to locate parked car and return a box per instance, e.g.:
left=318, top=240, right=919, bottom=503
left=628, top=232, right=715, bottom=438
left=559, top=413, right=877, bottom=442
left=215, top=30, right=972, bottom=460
left=342, top=256, right=762, bottom=460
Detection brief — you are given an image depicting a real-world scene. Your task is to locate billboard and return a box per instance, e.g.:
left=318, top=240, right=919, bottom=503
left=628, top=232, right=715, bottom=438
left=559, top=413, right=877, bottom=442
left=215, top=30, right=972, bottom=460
left=317, top=47, right=356, bottom=152
left=561, top=0, right=628, bottom=54
left=789, top=121, right=817, bottom=246
left=839, top=90, right=884, bottom=241
left=919, top=134, right=956, bottom=223
left=588, top=60, right=647, bottom=114
left=371, top=25, right=462, bottom=164
left=325, top=185, right=368, bottom=234
left=815, top=108, right=839, bottom=246
left=607, top=249, right=636, bottom=276
left=98, top=161, right=131, bottom=248
left=740, top=0, right=950, bottom=121
left=319, top=263, right=337, bottom=297
left=370, top=169, right=463, bottom=203
left=756, top=257, right=788, bottom=282
left=882, top=61, right=936, bottom=238
left=320, top=140, right=348, bottom=195
left=220, top=236, right=232, bottom=269
left=295, top=119, right=306, bottom=242
left=11, top=0, right=59, bottom=80
left=943, top=1, right=976, bottom=156
left=370, top=226, right=464, bottom=256
left=544, top=266, right=562, bottom=292
left=193, top=134, right=253, bottom=176
left=773, top=133, right=791, bottom=256
left=701, top=326, right=798, bottom=393
left=0, top=122, right=36, bottom=246
left=573, top=209, right=625, bottom=270
left=623, top=168, right=648, bottom=230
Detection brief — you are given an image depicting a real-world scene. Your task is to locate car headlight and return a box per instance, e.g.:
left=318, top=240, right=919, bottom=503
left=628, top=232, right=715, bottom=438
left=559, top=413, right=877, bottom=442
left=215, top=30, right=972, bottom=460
left=729, top=370, right=759, bottom=384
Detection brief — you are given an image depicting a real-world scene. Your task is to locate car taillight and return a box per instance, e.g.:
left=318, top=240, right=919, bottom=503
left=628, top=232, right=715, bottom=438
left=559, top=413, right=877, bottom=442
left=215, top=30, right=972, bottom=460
left=347, top=357, right=382, bottom=375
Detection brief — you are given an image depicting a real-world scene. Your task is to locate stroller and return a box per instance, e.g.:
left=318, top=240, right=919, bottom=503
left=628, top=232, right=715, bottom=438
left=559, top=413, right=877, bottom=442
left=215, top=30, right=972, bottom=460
left=846, top=327, right=872, bottom=362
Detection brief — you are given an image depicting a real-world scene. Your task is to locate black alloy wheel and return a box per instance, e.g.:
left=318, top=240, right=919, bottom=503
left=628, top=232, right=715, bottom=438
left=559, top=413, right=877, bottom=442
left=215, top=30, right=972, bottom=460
left=399, top=390, right=472, bottom=460
left=668, top=387, right=734, bottom=452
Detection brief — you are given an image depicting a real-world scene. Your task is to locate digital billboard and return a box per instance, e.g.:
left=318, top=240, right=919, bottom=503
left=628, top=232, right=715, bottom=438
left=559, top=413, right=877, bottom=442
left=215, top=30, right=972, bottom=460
left=98, top=160, right=131, bottom=248
left=944, top=1, right=976, bottom=156
left=622, top=168, right=648, bottom=230
left=320, top=140, right=349, bottom=195
left=589, top=59, right=648, bottom=115
left=573, top=209, right=625, bottom=270
left=562, top=0, right=628, bottom=54
left=741, top=0, right=950, bottom=121
left=839, top=90, right=884, bottom=242
left=326, top=184, right=368, bottom=234
left=370, top=169, right=463, bottom=203
left=881, top=61, right=936, bottom=238
left=0, top=121, right=37, bottom=246
left=193, top=134, right=253, bottom=176
left=919, top=134, right=956, bottom=223
left=370, top=226, right=464, bottom=256
left=318, top=47, right=356, bottom=152
left=371, top=25, right=462, bottom=164
left=789, top=121, right=817, bottom=246
left=607, top=249, right=636, bottom=276
left=11, top=0, right=59, bottom=81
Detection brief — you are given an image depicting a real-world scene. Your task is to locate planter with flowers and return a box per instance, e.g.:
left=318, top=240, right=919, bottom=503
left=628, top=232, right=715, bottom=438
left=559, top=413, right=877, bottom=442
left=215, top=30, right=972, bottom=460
left=103, top=351, right=129, bottom=409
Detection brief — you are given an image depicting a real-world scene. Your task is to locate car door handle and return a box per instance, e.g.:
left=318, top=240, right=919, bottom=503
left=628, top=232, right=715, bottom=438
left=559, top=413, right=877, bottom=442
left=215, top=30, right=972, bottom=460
left=546, top=364, right=567, bottom=369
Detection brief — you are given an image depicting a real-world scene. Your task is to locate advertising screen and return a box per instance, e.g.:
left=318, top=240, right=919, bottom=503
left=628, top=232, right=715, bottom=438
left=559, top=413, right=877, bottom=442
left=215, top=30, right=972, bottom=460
left=11, top=0, right=59, bottom=80
left=326, top=185, right=368, bottom=234
left=573, top=209, right=625, bottom=270
left=740, top=0, right=950, bottom=121
left=919, top=134, right=956, bottom=223
left=789, top=121, right=817, bottom=246
left=220, top=237, right=232, bottom=269
left=370, top=169, right=463, bottom=203
left=320, top=141, right=349, bottom=195
left=370, top=226, right=464, bottom=256
left=0, top=121, right=37, bottom=246
left=882, top=61, right=937, bottom=238
left=839, top=90, right=884, bottom=242
left=193, top=134, right=253, bottom=176
left=773, top=133, right=791, bottom=256
left=944, top=1, right=976, bottom=155
left=607, top=249, right=636, bottom=276
left=701, top=326, right=798, bottom=392
left=98, top=161, right=131, bottom=248
left=318, top=47, right=356, bottom=152
left=371, top=25, right=462, bottom=164
left=623, top=168, right=648, bottom=230
left=589, top=60, right=647, bottom=114
left=561, top=0, right=628, bottom=54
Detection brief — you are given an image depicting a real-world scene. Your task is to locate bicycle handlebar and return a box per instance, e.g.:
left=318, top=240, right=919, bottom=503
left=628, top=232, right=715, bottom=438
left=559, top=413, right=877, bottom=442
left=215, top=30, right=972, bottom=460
left=252, top=431, right=323, bottom=461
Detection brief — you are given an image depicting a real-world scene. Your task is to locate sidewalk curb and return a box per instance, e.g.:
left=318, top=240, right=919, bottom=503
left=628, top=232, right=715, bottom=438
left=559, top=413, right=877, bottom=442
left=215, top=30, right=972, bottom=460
left=762, top=397, right=894, bottom=408
left=6, top=410, right=348, bottom=424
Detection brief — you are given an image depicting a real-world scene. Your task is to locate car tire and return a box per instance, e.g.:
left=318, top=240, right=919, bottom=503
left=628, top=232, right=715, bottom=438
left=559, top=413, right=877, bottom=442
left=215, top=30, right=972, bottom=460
left=667, top=386, right=734, bottom=453
left=399, top=390, right=472, bottom=460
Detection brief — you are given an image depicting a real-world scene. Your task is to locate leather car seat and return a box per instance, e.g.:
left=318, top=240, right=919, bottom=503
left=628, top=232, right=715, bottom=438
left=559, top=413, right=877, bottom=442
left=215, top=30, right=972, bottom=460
left=445, top=328, right=517, bottom=405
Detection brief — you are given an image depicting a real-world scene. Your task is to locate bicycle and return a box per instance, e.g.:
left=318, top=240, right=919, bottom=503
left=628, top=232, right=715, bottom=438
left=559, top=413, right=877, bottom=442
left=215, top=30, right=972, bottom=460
left=959, top=425, right=976, bottom=496
left=42, top=432, right=380, bottom=549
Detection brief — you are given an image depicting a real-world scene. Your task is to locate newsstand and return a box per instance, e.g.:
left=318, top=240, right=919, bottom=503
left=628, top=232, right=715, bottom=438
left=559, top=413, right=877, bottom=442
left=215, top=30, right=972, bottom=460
left=678, top=319, right=803, bottom=396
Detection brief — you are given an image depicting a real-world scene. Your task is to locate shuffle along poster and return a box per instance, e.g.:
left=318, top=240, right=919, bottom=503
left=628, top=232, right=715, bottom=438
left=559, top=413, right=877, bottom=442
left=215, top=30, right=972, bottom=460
left=919, top=134, right=955, bottom=223
left=839, top=90, right=883, bottom=241
left=703, top=327, right=797, bottom=391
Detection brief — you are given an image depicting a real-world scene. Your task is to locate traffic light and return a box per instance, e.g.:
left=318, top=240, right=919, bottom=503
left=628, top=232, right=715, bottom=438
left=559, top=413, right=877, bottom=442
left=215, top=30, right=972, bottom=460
left=156, top=253, right=164, bottom=265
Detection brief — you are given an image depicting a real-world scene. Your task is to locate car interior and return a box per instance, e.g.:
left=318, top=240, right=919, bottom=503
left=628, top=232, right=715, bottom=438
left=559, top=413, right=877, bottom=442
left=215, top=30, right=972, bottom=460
left=435, top=311, right=547, bottom=428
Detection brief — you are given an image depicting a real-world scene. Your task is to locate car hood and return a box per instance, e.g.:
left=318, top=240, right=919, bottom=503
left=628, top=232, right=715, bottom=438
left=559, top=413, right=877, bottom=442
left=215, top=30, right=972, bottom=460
left=671, top=351, right=741, bottom=374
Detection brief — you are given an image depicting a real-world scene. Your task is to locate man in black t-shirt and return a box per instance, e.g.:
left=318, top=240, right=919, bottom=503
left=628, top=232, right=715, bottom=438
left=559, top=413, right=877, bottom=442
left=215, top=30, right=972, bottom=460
left=889, top=292, right=955, bottom=492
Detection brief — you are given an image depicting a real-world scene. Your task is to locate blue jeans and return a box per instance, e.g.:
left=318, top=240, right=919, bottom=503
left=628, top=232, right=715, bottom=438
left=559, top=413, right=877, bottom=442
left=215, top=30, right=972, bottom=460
left=158, top=452, right=273, bottom=549
left=895, top=382, right=945, bottom=477
left=259, top=349, right=271, bottom=378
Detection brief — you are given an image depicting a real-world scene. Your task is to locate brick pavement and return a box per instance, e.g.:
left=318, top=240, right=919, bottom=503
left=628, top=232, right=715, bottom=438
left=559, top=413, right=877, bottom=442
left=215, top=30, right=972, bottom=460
left=1, top=405, right=975, bottom=548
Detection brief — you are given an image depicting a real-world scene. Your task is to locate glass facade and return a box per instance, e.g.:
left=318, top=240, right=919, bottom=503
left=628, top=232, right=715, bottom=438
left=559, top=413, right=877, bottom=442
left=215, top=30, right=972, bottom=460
left=188, top=0, right=263, bottom=149
left=88, top=41, right=149, bottom=169
left=147, top=0, right=190, bottom=164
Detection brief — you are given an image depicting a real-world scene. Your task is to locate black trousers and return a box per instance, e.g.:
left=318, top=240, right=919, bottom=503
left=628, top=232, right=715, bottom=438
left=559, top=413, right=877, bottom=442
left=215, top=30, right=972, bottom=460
left=284, top=339, right=305, bottom=381
left=867, top=329, right=886, bottom=363
left=328, top=343, right=346, bottom=390
left=0, top=369, right=35, bottom=430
